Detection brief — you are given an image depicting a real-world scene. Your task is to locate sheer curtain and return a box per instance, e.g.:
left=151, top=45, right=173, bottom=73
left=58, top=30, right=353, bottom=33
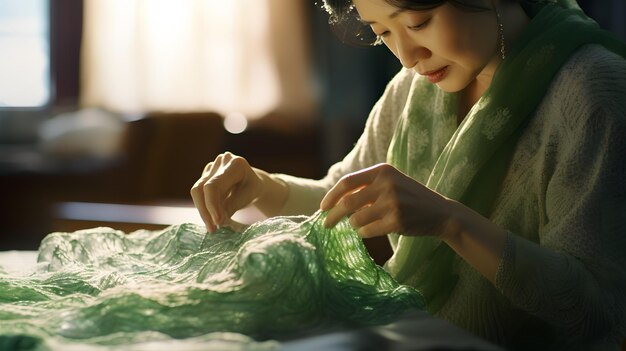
left=80, top=0, right=316, bottom=120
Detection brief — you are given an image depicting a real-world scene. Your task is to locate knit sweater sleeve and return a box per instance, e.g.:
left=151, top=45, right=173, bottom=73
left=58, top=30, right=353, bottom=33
left=274, top=68, right=416, bottom=216
left=495, top=45, right=626, bottom=343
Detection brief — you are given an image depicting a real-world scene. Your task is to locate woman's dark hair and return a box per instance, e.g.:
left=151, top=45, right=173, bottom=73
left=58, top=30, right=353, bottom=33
left=321, top=0, right=514, bottom=46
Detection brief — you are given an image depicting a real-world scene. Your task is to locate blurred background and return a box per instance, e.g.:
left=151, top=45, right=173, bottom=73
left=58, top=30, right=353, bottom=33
left=0, top=0, right=624, bottom=256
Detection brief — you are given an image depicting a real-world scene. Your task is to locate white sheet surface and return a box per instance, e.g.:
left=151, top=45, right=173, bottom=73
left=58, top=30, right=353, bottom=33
left=0, top=250, right=39, bottom=275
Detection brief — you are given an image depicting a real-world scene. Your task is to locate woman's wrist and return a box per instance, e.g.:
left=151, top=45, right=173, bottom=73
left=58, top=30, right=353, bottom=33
left=440, top=199, right=507, bottom=283
left=251, top=169, right=289, bottom=217
left=438, top=199, right=466, bottom=243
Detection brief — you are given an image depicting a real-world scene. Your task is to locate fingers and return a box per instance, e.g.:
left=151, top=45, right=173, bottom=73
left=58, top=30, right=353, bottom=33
left=338, top=200, right=400, bottom=238
left=222, top=185, right=253, bottom=220
left=321, top=164, right=414, bottom=238
left=320, top=164, right=381, bottom=211
left=325, top=194, right=400, bottom=239
left=200, top=153, right=232, bottom=232
left=191, top=177, right=216, bottom=232
left=203, top=159, right=246, bottom=228
left=323, top=184, right=378, bottom=228
left=191, top=152, right=249, bottom=232
left=357, top=215, right=396, bottom=238
left=347, top=202, right=381, bottom=229
left=321, top=164, right=397, bottom=229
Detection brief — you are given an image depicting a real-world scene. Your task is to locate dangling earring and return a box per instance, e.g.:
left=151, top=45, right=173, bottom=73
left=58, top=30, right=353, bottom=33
left=496, top=8, right=506, bottom=60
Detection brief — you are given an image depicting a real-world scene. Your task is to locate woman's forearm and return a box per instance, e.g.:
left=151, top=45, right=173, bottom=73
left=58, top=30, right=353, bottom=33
left=440, top=200, right=507, bottom=283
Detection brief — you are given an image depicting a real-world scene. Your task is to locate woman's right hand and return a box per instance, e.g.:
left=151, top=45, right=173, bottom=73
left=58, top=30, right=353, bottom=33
left=190, top=152, right=265, bottom=232
left=191, top=152, right=289, bottom=232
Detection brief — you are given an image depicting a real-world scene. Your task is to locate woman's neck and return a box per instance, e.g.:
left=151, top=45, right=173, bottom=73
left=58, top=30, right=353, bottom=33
left=457, top=1, right=531, bottom=124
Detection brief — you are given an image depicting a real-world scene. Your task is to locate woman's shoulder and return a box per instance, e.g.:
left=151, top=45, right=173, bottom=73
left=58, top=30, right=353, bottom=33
left=530, top=44, right=626, bottom=160
left=539, top=44, right=626, bottom=132
left=562, top=43, right=625, bottom=70
left=548, top=44, right=626, bottom=110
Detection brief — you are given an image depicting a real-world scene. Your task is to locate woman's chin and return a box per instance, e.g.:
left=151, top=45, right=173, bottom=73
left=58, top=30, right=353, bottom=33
left=433, top=80, right=464, bottom=93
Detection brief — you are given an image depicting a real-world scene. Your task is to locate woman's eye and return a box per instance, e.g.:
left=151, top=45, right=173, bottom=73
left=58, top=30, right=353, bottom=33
left=409, top=18, right=431, bottom=30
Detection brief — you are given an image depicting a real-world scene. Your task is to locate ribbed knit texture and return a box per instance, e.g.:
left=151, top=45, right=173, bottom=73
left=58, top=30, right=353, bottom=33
left=274, top=45, right=626, bottom=350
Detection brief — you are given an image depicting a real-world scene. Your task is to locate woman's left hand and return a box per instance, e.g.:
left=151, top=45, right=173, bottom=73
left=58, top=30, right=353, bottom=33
left=320, top=163, right=457, bottom=238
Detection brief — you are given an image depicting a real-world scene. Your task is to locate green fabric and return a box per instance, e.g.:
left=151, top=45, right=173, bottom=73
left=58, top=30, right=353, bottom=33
left=0, top=213, right=424, bottom=350
left=385, top=0, right=626, bottom=313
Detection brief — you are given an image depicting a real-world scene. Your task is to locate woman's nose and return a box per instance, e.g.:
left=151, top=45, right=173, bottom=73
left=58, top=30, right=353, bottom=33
left=394, top=35, right=430, bottom=69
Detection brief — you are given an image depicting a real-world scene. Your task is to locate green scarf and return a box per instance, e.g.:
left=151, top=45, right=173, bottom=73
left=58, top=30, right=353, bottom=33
left=384, top=0, right=626, bottom=313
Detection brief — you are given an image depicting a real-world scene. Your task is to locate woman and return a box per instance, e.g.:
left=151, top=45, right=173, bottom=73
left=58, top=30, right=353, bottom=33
left=191, top=0, right=626, bottom=349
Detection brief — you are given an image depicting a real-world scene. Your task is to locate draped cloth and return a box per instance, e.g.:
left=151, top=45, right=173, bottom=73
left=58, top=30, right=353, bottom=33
left=0, top=214, right=424, bottom=349
left=384, top=0, right=626, bottom=313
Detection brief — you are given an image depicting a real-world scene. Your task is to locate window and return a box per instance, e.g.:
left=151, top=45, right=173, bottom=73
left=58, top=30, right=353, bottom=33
left=0, top=0, right=51, bottom=108
left=81, top=0, right=315, bottom=120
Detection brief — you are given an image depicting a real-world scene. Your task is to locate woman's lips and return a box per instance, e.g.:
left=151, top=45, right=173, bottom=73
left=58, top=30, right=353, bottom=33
left=421, top=66, right=449, bottom=84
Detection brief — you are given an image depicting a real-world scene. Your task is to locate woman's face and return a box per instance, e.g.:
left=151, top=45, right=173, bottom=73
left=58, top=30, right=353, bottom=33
left=353, top=0, right=501, bottom=92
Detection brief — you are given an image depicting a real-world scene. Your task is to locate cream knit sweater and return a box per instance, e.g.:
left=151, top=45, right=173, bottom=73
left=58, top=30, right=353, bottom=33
left=274, top=45, right=626, bottom=350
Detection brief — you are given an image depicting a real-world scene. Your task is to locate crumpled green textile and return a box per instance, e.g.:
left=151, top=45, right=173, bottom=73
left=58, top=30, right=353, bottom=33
left=0, top=212, right=424, bottom=350
left=384, top=0, right=626, bottom=313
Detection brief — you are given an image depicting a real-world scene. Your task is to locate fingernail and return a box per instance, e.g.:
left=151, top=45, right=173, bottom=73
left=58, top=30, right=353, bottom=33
left=320, top=197, right=329, bottom=210
left=208, top=221, right=219, bottom=232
